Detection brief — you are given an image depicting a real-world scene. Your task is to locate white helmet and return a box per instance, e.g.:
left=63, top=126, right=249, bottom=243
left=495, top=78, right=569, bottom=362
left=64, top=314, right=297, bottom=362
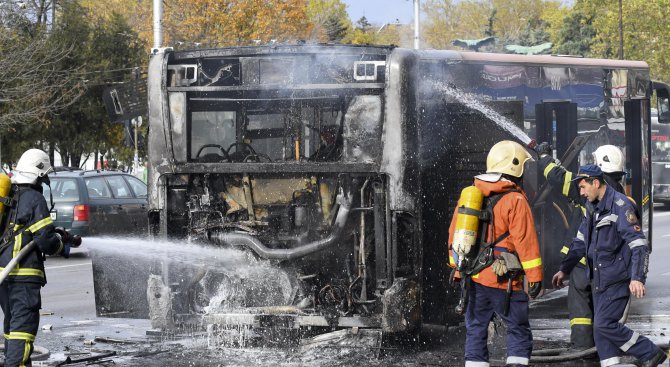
left=11, top=149, right=53, bottom=185
left=486, top=140, right=533, bottom=178
left=592, top=145, right=624, bottom=174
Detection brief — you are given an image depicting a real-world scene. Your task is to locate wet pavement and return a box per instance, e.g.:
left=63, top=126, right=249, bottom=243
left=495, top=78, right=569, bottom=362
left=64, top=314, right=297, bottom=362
left=17, top=290, right=669, bottom=367
left=5, top=209, right=670, bottom=366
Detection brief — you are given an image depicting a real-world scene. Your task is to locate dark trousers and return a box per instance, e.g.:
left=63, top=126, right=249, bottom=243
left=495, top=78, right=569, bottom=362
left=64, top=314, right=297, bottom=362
left=0, top=282, right=41, bottom=367
left=464, top=282, right=533, bottom=366
left=593, top=281, right=661, bottom=366
left=568, top=264, right=594, bottom=349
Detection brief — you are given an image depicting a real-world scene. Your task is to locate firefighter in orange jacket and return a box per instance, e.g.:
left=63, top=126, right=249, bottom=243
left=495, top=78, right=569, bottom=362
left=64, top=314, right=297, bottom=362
left=448, top=140, right=543, bottom=367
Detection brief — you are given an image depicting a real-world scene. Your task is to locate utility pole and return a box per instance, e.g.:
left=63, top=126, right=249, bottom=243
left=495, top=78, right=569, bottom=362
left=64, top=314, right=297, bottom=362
left=133, top=118, right=139, bottom=176
left=619, top=0, right=623, bottom=60
left=153, top=0, right=163, bottom=51
left=414, top=0, right=420, bottom=49
left=132, top=68, right=140, bottom=176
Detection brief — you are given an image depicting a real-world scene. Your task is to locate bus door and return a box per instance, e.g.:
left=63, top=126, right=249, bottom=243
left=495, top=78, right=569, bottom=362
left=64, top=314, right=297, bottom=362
left=624, top=98, right=652, bottom=244
left=535, top=101, right=579, bottom=172
left=534, top=101, right=579, bottom=289
left=418, top=98, right=524, bottom=326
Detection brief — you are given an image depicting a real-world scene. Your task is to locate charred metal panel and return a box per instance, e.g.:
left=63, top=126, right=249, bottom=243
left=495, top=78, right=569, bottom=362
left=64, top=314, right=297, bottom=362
left=102, top=78, right=147, bottom=123
left=373, top=181, right=388, bottom=289
left=168, top=92, right=188, bottom=162
left=147, top=50, right=172, bottom=211
left=393, top=212, right=419, bottom=278
left=381, top=49, right=419, bottom=212
left=248, top=178, right=312, bottom=205
left=381, top=278, right=420, bottom=333
left=418, top=97, right=525, bottom=325
left=155, top=162, right=378, bottom=174
left=92, top=251, right=152, bottom=319
left=241, top=57, right=310, bottom=85
left=343, top=95, right=383, bottom=164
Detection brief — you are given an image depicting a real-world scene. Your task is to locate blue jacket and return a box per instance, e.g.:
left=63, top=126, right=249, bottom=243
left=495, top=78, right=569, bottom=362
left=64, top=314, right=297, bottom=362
left=560, top=185, right=649, bottom=292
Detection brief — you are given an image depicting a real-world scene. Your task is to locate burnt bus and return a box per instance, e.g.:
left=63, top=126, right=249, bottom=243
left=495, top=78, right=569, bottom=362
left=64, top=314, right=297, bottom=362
left=93, top=45, right=652, bottom=340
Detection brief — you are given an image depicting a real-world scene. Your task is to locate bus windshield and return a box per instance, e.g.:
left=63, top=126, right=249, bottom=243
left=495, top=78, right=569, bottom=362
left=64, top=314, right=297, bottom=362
left=188, top=94, right=381, bottom=163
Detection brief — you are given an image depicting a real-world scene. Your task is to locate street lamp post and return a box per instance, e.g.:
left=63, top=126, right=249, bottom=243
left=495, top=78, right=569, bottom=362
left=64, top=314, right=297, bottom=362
left=619, top=0, right=623, bottom=60
left=414, top=0, right=420, bottom=49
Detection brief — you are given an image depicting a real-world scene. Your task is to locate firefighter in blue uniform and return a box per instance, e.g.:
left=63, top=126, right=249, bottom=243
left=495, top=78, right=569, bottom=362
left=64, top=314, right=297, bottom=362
left=0, top=149, right=81, bottom=367
left=552, top=165, right=667, bottom=367
left=536, top=143, right=626, bottom=352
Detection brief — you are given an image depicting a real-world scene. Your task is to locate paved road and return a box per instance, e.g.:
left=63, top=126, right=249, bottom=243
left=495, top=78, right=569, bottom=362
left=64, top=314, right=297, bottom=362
left=1, top=207, right=669, bottom=366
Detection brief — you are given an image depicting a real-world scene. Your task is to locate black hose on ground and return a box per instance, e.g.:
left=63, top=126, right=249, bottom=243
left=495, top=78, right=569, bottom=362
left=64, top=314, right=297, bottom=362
left=530, top=295, right=670, bottom=363
left=530, top=346, right=597, bottom=362
left=530, top=293, right=633, bottom=362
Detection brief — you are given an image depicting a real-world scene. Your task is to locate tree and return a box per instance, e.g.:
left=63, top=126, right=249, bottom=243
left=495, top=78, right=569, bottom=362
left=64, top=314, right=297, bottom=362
left=0, top=0, right=56, bottom=36
left=422, top=0, right=562, bottom=52
left=0, top=0, right=84, bottom=156
left=552, top=8, right=595, bottom=57
left=42, top=1, right=143, bottom=168
left=324, top=14, right=348, bottom=42
left=584, top=0, right=670, bottom=81
left=0, top=31, right=83, bottom=128
left=161, top=0, right=312, bottom=48
left=306, top=0, right=351, bottom=42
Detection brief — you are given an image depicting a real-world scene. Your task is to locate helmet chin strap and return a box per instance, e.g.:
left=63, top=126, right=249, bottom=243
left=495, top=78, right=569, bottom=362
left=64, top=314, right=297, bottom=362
left=48, top=181, right=54, bottom=212
left=36, top=175, right=54, bottom=211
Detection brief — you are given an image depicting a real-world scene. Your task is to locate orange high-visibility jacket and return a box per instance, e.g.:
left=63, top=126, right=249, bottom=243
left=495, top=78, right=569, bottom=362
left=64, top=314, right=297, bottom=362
left=448, top=177, right=543, bottom=291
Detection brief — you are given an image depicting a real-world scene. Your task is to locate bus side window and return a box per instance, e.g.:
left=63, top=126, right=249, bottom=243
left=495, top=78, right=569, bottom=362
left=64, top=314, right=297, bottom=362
left=659, top=96, right=670, bottom=123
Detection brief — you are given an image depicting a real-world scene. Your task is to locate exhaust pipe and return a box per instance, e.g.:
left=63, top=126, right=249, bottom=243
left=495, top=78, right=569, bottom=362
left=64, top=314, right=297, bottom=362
left=209, top=190, right=352, bottom=261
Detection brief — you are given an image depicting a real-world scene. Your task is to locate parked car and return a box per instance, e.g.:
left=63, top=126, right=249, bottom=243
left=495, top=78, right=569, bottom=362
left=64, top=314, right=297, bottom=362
left=42, top=170, right=148, bottom=237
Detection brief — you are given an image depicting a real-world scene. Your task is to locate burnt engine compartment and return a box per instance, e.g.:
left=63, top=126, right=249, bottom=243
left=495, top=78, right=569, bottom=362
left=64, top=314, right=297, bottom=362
left=160, top=172, right=388, bottom=325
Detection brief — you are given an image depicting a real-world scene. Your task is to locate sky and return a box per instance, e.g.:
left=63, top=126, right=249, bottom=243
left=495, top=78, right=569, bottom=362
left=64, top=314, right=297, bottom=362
left=342, top=0, right=575, bottom=26
left=343, top=0, right=415, bottom=26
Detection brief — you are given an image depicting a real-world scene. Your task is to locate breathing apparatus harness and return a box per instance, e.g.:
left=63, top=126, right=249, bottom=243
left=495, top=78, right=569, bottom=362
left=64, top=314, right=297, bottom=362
left=0, top=178, right=55, bottom=254
left=451, top=188, right=523, bottom=316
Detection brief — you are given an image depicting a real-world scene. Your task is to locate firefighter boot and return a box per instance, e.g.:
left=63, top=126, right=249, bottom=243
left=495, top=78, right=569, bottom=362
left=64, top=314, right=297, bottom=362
left=640, top=349, right=668, bottom=367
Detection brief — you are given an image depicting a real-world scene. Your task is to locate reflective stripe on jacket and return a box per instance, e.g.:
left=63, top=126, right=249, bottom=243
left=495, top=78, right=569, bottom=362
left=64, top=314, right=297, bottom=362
left=560, top=185, right=649, bottom=291
left=448, top=177, right=543, bottom=290
left=0, top=185, right=64, bottom=284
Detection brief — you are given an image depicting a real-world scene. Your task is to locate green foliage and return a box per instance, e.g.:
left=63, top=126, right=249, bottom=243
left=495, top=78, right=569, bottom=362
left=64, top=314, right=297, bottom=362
left=356, top=16, right=371, bottom=30
left=552, top=9, right=595, bottom=57
left=423, top=0, right=561, bottom=52
left=324, top=14, right=349, bottom=42
left=306, top=0, right=351, bottom=42
left=2, top=0, right=144, bottom=168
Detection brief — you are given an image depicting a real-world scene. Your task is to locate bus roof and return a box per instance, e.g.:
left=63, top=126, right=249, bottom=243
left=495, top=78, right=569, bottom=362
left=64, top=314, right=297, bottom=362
left=166, top=44, right=649, bottom=70
left=418, top=50, right=649, bottom=70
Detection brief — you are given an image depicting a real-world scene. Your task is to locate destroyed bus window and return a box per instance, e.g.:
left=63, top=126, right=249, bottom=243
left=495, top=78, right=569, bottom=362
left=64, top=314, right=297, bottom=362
left=191, top=111, right=236, bottom=161
left=189, top=100, right=343, bottom=162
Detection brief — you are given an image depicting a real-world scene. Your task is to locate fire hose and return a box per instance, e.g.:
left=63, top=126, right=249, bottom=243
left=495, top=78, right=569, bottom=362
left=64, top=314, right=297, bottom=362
left=0, top=240, right=36, bottom=285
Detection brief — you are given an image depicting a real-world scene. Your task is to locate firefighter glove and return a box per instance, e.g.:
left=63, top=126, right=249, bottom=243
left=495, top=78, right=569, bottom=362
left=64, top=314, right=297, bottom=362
left=528, top=281, right=542, bottom=299
left=535, top=142, right=553, bottom=157
left=55, top=227, right=81, bottom=247
left=491, top=258, right=508, bottom=276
